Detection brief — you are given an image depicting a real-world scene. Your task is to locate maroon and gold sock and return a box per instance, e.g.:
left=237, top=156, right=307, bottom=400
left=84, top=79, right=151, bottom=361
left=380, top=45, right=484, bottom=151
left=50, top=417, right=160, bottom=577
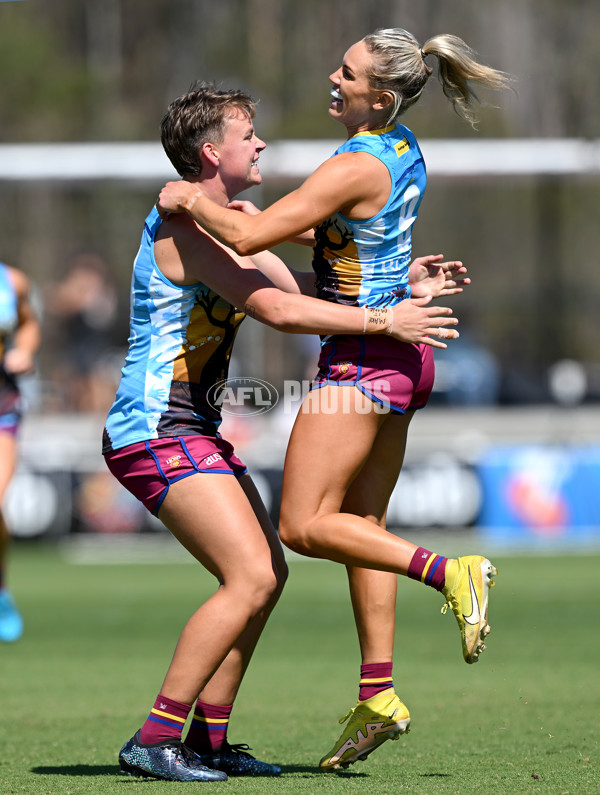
left=184, top=700, right=233, bottom=753
left=358, top=661, right=394, bottom=702
left=139, top=694, right=191, bottom=745
left=407, top=547, right=448, bottom=592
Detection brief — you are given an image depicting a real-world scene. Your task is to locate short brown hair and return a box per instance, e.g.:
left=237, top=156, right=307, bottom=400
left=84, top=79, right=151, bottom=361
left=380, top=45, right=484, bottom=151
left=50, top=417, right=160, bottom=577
left=161, top=82, right=256, bottom=177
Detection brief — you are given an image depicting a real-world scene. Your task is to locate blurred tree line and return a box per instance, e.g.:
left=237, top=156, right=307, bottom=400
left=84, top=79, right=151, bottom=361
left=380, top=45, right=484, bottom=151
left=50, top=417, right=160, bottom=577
left=0, top=0, right=599, bottom=409
left=2, top=0, right=599, bottom=141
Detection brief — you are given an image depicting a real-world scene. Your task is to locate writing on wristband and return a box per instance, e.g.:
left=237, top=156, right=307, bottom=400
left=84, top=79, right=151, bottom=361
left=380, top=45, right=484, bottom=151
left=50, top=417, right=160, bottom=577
left=364, top=306, right=393, bottom=335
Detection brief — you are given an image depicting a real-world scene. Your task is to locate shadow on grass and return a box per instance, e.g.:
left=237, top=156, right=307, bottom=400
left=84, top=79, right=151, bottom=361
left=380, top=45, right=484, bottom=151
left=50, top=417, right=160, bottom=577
left=32, top=763, right=367, bottom=778
left=32, top=765, right=120, bottom=777
left=278, top=765, right=367, bottom=777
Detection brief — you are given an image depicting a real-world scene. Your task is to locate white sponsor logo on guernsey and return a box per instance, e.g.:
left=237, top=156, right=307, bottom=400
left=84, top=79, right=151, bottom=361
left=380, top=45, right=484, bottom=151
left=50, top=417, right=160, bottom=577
left=204, top=454, right=223, bottom=466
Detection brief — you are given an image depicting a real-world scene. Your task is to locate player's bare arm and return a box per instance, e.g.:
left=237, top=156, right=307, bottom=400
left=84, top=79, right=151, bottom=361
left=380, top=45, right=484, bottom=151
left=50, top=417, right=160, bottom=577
left=154, top=214, right=457, bottom=345
left=3, top=267, right=41, bottom=375
left=228, top=199, right=316, bottom=248
left=157, top=151, right=390, bottom=257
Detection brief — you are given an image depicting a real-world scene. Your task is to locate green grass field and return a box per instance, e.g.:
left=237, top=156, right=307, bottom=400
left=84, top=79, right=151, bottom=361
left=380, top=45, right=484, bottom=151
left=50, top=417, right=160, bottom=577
left=0, top=541, right=598, bottom=794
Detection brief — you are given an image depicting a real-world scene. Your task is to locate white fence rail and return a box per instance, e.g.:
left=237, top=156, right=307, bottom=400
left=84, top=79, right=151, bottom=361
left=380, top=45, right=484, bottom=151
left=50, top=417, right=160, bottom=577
left=0, top=139, right=599, bottom=181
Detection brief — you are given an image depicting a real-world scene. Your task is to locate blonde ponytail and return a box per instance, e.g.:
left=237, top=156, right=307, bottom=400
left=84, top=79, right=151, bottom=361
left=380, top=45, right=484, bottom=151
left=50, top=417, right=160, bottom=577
left=422, top=34, right=513, bottom=126
left=363, top=29, right=513, bottom=127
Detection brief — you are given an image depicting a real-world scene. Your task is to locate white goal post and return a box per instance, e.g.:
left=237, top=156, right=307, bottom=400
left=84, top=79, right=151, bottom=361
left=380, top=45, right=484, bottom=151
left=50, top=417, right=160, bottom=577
left=0, top=139, right=598, bottom=181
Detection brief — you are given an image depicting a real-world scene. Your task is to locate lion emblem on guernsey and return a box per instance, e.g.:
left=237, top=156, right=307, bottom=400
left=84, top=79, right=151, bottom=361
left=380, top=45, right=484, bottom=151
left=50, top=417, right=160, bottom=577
left=338, top=362, right=352, bottom=375
left=166, top=455, right=182, bottom=468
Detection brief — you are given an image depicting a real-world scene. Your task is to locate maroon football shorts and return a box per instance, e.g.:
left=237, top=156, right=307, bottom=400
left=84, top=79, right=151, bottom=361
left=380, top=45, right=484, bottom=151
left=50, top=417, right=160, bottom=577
left=104, top=435, right=247, bottom=515
left=311, top=334, right=435, bottom=413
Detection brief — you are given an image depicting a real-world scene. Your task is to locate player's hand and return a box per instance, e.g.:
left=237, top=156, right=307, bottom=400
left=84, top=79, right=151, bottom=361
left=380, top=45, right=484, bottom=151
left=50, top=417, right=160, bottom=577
left=409, top=254, right=470, bottom=298
left=227, top=199, right=261, bottom=215
left=390, top=295, right=459, bottom=349
left=3, top=348, right=35, bottom=375
left=156, top=180, right=201, bottom=219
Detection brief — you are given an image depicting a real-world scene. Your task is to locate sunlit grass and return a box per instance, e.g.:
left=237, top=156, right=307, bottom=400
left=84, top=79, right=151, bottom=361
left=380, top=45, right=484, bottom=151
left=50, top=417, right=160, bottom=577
left=0, top=543, right=597, bottom=793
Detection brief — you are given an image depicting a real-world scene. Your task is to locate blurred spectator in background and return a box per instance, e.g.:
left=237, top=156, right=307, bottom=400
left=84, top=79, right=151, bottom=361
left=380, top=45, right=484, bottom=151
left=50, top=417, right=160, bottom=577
left=43, top=252, right=123, bottom=412
left=0, top=261, right=41, bottom=643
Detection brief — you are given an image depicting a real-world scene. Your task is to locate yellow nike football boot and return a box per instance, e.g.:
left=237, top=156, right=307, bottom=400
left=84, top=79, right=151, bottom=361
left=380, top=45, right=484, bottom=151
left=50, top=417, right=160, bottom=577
left=441, top=555, right=497, bottom=663
left=319, top=688, right=410, bottom=771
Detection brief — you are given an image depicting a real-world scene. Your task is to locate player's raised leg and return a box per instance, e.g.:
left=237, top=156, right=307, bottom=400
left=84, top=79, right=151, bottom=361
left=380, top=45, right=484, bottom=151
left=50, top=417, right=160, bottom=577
left=280, top=387, right=420, bottom=571
left=280, top=387, right=498, bottom=662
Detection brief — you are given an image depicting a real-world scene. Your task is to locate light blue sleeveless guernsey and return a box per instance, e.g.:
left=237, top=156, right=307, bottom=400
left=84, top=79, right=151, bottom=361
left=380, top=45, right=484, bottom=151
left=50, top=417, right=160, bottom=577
left=103, top=208, right=245, bottom=453
left=0, top=263, right=18, bottom=346
left=312, top=123, right=426, bottom=307
left=0, top=262, right=22, bottom=427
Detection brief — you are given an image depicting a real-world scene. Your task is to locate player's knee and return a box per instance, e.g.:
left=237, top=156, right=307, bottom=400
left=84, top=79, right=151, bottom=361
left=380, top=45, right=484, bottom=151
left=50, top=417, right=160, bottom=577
left=279, top=516, right=315, bottom=558
left=256, top=558, right=288, bottom=609
left=243, top=563, right=281, bottom=612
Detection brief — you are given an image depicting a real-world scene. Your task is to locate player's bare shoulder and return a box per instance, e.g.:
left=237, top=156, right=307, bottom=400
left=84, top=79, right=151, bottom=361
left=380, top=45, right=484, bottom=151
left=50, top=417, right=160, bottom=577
left=155, top=211, right=251, bottom=286
left=154, top=212, right=218, bottom=284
